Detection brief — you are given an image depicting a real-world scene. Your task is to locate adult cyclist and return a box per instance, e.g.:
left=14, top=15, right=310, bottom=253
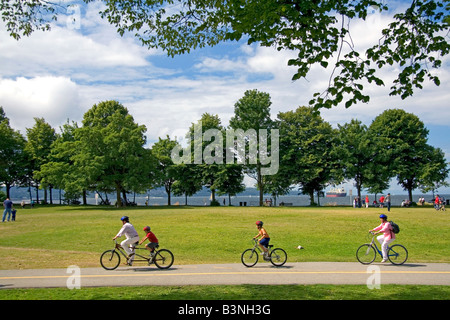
left=369, top=214, right=395, bottom=263
left=113, top=216, right=139, bottom=265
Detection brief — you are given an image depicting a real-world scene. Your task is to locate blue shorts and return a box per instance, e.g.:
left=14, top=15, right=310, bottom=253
left=259, top=238, right=270, bottom=247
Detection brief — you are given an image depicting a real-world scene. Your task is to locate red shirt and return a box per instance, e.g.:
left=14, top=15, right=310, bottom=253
left=144, top=231, right=158, bottom=243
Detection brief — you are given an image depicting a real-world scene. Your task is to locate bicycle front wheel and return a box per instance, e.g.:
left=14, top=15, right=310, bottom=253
left=241, top=249, right=258, bottom=267
left=154, top=249, right=174, bottom=269
left=356, top=244, right=376, bottom=264
left=388, top=244, right=408, bottom=265
left=100, top=250, right=120, bottom=270
left=270, top=248, right=287, bottom=267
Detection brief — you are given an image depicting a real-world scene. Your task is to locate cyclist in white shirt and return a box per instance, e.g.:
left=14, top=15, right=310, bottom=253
left=113, top=216, right=139, bottom=265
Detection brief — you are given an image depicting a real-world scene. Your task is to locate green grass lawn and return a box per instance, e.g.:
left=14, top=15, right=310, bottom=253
left=0, top=204, right=448, bottom=300
left=3, top=284, right=450, bottom=300
left=0, top=204, right=448, bottom=269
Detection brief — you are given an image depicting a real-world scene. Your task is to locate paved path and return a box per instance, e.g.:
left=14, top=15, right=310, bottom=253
left=1, top=262, right=449, bottom=289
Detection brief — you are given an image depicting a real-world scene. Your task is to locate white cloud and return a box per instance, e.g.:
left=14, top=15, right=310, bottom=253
left=0, top=76, right=81, bottom=133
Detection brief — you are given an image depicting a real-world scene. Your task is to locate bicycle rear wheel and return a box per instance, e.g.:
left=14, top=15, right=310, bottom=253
left=356, top=244, right=376, bottom=264
left=154, top=249, right=174, bottom=269
left=270, top=248, right=287, bottom=267
left=241, top=249, right=258, bottom=267
left=100, top=250, right=120, bottom=270
left=388, top=244, right=408, bottom=265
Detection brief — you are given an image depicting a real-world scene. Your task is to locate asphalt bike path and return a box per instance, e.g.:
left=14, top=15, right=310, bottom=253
left=1, top=262, right=449, bottom=289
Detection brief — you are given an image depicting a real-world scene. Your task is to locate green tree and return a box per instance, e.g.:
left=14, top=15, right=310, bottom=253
left=369, top=109, right=445, bottom=202
left=76, top=100, right=151, bottom=207
left=172, top=163, right=203, bottom=205
left=229, top=89, right=273, bottom=206
left=215, top=164, right=245, bottom=206
left=25, top=117, right=57, bottom=203
left=36, top=120, right=89, bottom=204
left=0, top=107, right=28, bottom=199
left=337, top=119, right=388, bottom=205
left=189, top=113, right=224, bottom=204
left=151, top=136, right=179, bottom=206
left=277, top=106, right=341, bottom=206
left=418, top=146, right=449, bottom=195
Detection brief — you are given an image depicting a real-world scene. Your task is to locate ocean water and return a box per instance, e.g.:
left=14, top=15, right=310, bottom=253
left=86, top=193, right=448, bottom=207
left=7, top=186, right=446, bottom=207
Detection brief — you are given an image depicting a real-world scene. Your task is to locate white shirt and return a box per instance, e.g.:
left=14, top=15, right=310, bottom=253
left=116, top=222, right=139, bottom=239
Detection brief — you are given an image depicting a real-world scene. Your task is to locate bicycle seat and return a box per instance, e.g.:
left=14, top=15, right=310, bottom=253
left=267, top=245, right=273, bottom=249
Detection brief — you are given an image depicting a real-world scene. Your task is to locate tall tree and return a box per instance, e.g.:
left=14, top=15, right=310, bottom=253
left=337, top=119, right=387, bottom=205
left=76, top=100, right=151, bottom=207
left=277, top=106, right=341, bottom=206
left=152, top=136, right=179, bottom=206
left=369, top=109, right=445, bottom=202
left=25, top=117, right=57, bottom=203
left=172, top=163, right=203, bottom=205
left=419, top=146, right=450, bottom=194
left=0, top=107, right=27, bottom=199
left=215, top=164, right=245, bottom=206
left=229, top=89, right=274, bottom=206
left=36, top=120, right=88, bottom=204
left=189, top=113, right=224, bottom=204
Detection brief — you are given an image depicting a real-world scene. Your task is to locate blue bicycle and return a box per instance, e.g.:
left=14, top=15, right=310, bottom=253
left=356, top=232, right=408, bottom=265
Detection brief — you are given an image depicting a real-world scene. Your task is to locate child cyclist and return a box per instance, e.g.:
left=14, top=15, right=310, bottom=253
left=139, top=226, right=159, bottom=257
left=253, top=221, right=270, bottom=259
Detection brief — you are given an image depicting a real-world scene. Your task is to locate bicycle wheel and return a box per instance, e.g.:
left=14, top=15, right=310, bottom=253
left=241, top=249, right=258, bottom=267
left=270, top=248, right=287, bottom=267
left=153, top=249, right=174, bottom=269
left=356, top=244, right=376, bottom=264
left=100, top=250, right=120, bottom=270
left=388, top=244, right=408, bottom=265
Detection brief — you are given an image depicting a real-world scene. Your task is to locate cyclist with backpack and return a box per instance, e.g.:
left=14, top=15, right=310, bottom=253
left=369, top=214, right=395, bottom=263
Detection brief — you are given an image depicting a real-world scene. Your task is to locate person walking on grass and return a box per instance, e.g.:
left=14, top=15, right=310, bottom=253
left=2, top=198, right=13, bottom=222
left=369, top=214, right=395, bottom=263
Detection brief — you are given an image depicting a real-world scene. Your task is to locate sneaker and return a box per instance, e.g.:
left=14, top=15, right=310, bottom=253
left=381, top=259, right=387, bottom=263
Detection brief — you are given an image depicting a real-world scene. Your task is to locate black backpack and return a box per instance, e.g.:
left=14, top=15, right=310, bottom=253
left=389, top=221, right=400, bottom=234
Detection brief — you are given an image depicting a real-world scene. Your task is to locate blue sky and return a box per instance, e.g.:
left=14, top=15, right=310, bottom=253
left=0, top=1, right=449, bottom=194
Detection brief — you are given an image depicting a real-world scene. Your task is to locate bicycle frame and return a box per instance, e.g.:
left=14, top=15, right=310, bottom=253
left=250, top=238, right=272, bottom=255
left=241, top=238, right=287, bottom=267
left=367, top=234, right=399, bottom=258
left=367, top=235, right=384, bottom=257
left=113, top=240, right=154, bottom=264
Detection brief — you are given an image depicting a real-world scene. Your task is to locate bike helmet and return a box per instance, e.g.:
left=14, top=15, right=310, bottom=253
left=143, top=226, right=151, bottom=231
left=121, top=216, right=129, bottom=222
left=379, top=214, right=387, bottom=219
left=256, top=221, right=263, bottom=226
